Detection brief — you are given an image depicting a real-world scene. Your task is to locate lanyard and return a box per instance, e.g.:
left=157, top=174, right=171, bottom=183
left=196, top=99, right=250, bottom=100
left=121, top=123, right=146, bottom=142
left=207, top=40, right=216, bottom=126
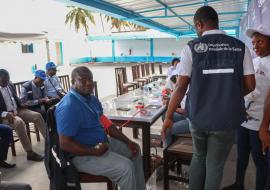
left=70, top=90, right=98, bottom=117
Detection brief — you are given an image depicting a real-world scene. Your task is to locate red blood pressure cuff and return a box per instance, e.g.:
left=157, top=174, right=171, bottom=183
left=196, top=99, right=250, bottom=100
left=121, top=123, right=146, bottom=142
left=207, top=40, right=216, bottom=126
left=100, top=115, right=113, bottom=130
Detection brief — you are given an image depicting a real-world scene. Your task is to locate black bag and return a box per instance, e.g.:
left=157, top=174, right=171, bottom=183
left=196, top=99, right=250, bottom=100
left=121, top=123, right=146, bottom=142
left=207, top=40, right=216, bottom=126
left=44, top=106, right=81, bottom=190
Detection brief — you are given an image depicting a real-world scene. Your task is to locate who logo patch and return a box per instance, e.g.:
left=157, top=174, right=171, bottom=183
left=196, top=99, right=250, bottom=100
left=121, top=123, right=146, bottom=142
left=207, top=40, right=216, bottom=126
left=194, top=43, right=208, bottom=53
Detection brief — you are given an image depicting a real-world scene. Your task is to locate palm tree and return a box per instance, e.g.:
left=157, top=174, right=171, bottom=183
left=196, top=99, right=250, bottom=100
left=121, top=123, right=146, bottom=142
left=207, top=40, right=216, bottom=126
left=105, top=15, right=146, bottom=32
left=65, top=6, right=95, bottom=35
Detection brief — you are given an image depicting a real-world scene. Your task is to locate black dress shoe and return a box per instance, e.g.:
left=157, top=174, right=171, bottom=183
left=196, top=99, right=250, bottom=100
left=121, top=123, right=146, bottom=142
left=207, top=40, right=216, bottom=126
left=27, top=151, right=43, bottom=162
left=0, top=160, right=16, bottom=168
left=222, top=183, right=244, bottom=190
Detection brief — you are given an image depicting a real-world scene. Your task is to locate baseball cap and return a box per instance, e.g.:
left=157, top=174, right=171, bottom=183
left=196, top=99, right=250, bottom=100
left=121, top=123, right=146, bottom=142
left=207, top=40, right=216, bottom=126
left=46, top=62, right=57, bottom=70
left=35, top=70, right=46, bottom=81
left=246, top=24, right=270, bottom=38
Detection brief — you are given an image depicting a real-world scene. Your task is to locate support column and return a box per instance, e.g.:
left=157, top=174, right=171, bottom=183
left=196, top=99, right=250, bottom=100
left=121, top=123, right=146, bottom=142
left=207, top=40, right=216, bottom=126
left=150, top=38, right=154, bottom=62
left=112, top=40, right=115, bottom=62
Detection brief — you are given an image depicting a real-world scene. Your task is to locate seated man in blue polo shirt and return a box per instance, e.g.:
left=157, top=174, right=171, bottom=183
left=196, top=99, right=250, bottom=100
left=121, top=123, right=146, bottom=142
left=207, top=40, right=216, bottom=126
left=55, top=66, right=145, bottom=190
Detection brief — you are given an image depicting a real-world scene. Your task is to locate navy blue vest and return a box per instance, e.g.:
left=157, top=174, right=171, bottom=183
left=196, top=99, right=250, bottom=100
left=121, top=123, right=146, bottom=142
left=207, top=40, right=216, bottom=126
left=22, top=80, right=45, bottom=101
left=186, top=34, right=246, bottom=131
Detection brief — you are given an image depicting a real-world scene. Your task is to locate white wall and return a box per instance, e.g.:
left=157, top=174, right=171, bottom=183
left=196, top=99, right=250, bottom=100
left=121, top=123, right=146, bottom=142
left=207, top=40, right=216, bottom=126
left=154, top=38, right=192, bottom=57
left=87, top=38, right=192, bottom=58
left=0, top=41, right=47, bottom=82
left=89, top=40, right=112, bottom=57
left=115, top=39, right=150, bottom=56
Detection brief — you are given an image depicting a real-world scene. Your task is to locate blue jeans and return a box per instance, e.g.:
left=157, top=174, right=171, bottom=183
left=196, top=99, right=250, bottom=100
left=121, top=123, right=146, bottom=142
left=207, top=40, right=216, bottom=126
left=162, top=112, right=190, bottom=146
left=189, top=124, right=235, bottom=190
left=0, top=124, right=12, bottom=161
left=265, top=150, right=270, bottom=190
left=235, top=127, right=268, bottom=190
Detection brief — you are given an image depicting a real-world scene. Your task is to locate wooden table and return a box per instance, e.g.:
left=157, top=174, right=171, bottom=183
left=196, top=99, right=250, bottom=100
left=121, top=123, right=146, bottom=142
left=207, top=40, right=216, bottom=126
left=103, top=80, right=166, bottom=179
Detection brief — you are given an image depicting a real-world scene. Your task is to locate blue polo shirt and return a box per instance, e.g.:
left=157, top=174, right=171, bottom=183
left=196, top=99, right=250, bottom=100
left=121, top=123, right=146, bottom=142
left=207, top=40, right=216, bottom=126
left=55, top=90, right=107, bottom=148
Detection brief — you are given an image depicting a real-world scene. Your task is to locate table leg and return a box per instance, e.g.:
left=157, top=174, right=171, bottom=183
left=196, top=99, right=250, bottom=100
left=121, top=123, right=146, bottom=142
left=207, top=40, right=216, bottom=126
left=142, top=124, right=151, bottom=179
left=133, top=128, right=139, bottom=139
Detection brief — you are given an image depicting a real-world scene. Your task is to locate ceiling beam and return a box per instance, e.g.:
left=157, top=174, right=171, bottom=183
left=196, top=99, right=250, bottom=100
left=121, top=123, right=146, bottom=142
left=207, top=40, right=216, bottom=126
left=154, top=0, right=195, bottom=32
left=122, top=11, right=247, bottom=21
left=138, top=0, right=233, bottom=14
left=56, top=0, right=182, bottom=37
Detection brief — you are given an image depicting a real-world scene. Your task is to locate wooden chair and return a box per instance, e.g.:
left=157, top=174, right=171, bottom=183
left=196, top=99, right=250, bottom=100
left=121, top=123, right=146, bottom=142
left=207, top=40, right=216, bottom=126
left=80, top=173, right=115, bottom=190
left=115, top=67, right=135, bottom=96
left=122, top=67, right=138, bottom=89
left=58, top=75, right=71, bottom=92
left=47, top=106, right=116, bottom=190
left=140, top=64, right=151, bottom=83
left=163, top=136, right=193, bottom=190
left=159, top=63, right=163, bottom=74
left=145, top=63, right=150, bottom=76
left=131, top=65, right=147, bottom=87
left=93, top=81, right=98, bottom=98
left=151, top=63, right=155, bottom=75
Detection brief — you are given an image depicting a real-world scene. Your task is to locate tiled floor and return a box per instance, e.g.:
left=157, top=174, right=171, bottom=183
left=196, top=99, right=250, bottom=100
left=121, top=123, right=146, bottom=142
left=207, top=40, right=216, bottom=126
left=1, top=120, right=255, bottom=190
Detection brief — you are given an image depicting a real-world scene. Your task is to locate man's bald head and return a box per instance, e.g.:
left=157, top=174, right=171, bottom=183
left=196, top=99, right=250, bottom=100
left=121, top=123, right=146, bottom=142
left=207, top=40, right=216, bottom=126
left=71, top=66, right=94, bottom=96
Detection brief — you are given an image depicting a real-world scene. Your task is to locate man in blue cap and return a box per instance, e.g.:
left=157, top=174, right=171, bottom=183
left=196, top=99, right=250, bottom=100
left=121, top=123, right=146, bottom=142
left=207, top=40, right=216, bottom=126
left=20, top=70, right=53, bottom=120
left=44, top=62, right=66, bottom=100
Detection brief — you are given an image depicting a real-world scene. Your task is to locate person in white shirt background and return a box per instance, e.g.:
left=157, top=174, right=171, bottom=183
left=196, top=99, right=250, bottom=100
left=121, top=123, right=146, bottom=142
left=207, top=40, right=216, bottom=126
left=162, top=69, right=190, bottom=146
left=167, top=57, right=180, bottom=77
left=223, top=24, right=270, bottom=190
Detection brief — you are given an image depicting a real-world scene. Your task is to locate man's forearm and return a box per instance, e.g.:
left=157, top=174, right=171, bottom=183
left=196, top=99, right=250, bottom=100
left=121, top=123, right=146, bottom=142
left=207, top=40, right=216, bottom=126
left=107, top=125, right=130, bottom=144
left=59, top=136, right=99, bottom=156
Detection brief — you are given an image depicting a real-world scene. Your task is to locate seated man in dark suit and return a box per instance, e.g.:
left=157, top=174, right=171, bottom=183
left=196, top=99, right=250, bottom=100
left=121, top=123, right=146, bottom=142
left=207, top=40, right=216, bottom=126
left=0, top=124, right=15, bottom=168
left=20, top=70, right=55, bottom=120
left=0, top=69, right=45, bottom=161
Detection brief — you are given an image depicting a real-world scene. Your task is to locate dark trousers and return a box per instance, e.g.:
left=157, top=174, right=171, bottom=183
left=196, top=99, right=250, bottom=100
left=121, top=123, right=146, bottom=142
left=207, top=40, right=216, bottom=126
left=0, top=124, right=12, bottom=161
left=236, top=127, right=268, bottom=190
left=266, top=150, right=270, bottom=190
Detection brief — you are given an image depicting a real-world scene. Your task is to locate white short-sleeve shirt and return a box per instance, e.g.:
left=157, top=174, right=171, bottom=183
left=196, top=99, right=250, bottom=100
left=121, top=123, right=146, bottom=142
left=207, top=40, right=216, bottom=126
left=241, top=55, right=270, bottom=131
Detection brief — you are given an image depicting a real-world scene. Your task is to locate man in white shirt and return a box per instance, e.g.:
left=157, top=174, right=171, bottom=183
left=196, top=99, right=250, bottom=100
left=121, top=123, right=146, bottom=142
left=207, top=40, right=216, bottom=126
left=167, top=58, right=180, bottom=77
left=223, top=24, right=270, bottom=190
left=0, top=69, right=46, bottom=161
left=163, top=6, right=255, bottom=190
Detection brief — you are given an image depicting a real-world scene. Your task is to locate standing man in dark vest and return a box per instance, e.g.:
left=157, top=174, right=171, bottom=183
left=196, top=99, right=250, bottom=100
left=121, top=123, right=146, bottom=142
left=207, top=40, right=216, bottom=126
left=162, top=6, right=255, bottom=190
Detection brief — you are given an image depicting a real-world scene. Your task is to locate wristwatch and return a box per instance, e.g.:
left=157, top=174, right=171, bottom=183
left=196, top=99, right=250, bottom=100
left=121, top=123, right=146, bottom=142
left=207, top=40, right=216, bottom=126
left=94, top=143, right=102, bottom=149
